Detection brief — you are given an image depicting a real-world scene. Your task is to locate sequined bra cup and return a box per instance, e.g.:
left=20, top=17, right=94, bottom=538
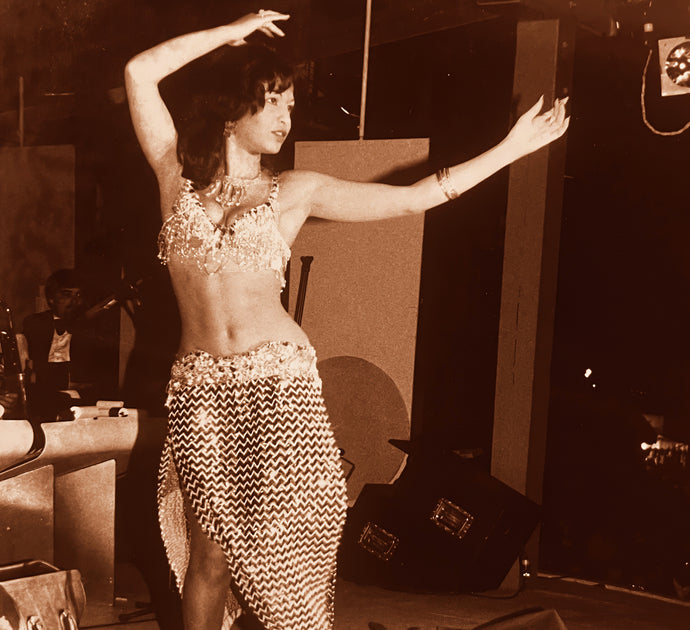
left=158, top=174, right=291, bottom=285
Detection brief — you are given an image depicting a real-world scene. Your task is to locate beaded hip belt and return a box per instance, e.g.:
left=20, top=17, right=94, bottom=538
left=167, top=340, right=319, bottom=395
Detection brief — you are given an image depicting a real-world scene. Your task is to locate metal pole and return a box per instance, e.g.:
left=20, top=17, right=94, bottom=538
left=358, top=0, right=373, bottom=141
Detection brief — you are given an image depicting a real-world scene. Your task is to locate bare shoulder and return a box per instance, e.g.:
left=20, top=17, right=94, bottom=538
left=275, top=169, right=332, bottom=211
left=277, top=169, right=324, bottom=193
left=275, top=169, right=319, bottom=212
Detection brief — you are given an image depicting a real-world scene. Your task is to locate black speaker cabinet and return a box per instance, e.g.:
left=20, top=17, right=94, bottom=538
left=338, top=451, right=540, bottom=593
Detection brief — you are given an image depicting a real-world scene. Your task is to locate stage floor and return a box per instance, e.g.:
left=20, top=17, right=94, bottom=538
left=81, top=565, right=690, bottom=630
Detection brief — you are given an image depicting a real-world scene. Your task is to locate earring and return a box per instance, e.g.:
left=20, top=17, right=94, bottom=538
left=224, top=120, right=236, bottom=138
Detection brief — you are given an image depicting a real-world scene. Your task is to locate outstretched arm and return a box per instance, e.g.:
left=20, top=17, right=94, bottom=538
left=124, top=10, right=289, bottom=183
left=299, top=96, right=569, bottom=222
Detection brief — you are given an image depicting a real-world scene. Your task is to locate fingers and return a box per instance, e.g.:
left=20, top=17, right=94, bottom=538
left=257, top=10, right=290, bottom=21
left=518, top=93, right=571, bottom=123
left=263, top=21, right=287, bottom=37
left=553, top=96, right=568, bottom=125
left=535, top=95, right=568, bottom=120
left=539, top=96, right=569, bottom=136
left=546, top=112, right=569, bottom=142
left=255, top=10, right=289, bottom=38
left=257, top=10, right=290, bottom=28
left=526, top=94, right=545, bottom=118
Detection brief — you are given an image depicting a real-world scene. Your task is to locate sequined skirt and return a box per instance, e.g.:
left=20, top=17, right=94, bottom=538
left=157, top=341, right=348, bottom=630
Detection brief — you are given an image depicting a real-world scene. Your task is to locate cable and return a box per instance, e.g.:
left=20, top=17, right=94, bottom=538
left=641, top=48, right=690, bottom=136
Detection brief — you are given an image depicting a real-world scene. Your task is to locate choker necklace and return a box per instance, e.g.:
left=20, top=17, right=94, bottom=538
left=214, top=170, right=262, bottom=208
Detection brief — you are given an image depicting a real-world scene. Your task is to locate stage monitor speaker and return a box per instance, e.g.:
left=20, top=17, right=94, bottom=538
left=338, top=450, right=540, bottom=593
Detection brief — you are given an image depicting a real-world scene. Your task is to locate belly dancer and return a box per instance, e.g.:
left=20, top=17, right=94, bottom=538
left=125, top=9, right=569, bottom=630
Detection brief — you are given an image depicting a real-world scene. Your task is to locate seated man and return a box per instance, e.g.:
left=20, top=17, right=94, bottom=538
left=22, top=269, right=112, bottom=420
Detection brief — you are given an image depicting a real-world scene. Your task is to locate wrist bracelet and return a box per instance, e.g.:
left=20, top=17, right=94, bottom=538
left=436, top=167, right=460, bottom=201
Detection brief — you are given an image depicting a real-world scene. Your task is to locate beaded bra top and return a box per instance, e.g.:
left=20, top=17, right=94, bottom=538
left=157, top=174, right=291, bottom=285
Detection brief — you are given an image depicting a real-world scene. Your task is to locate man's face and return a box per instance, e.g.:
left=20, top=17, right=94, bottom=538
left=49, top=288, right=82, bottom=320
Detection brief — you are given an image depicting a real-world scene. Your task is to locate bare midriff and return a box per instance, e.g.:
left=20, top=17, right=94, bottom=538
left=168, top=261, right=309, bottom=357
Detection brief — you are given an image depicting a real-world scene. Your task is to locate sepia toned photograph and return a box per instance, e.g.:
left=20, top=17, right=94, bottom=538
left=1, top=2, right=689, bottom=629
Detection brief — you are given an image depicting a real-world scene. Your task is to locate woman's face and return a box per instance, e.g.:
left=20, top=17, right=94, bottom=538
left=233, top=85, right=295, bottom=155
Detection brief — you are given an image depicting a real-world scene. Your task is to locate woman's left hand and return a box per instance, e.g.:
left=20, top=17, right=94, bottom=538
left=505, top=95, right=570, bottom=157
left=228, top=10, right=290, bottom=46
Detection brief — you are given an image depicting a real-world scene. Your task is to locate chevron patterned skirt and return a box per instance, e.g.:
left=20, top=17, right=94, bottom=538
left=157, top=341, right=348, bottom=630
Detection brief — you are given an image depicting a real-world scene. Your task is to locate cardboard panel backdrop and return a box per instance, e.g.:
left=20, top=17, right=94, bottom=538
left=292, top=138, right=428, bottom=499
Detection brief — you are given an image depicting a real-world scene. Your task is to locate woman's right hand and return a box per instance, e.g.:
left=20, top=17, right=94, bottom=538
left=503, top=95, right=569, bottom=159
left=229, top=10, right=290, bottom=46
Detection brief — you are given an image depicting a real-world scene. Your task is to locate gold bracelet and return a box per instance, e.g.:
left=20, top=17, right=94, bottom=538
left=436, top=167, right=460, bottom=201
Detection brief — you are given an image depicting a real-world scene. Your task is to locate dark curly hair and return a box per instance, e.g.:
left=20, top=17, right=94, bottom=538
left=176, top=45, right=295, bottom=190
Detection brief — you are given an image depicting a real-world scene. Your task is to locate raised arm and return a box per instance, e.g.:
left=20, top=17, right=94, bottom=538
left=299, top=95, right=569, bottom=222
left=124, top=10, right=289, bottom=184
